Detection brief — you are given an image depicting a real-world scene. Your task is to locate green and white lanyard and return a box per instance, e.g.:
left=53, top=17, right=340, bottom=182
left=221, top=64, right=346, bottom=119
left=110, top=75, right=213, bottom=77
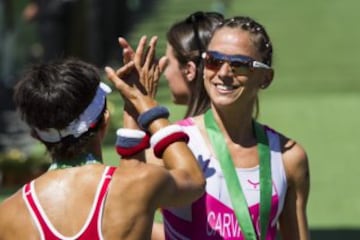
left=204, top=109, right=272, bottom=240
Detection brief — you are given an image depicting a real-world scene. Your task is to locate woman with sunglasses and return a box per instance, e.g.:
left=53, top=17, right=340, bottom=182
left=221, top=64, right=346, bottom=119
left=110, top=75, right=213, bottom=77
left=153, top=16, right=310, bottom=240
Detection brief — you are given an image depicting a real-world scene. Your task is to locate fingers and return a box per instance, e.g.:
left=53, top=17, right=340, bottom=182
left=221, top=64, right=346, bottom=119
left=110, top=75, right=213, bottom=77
left=158, top=56, right=168, bottom=74
left=134, top=36, right=147, bottom=69
left=118, top=37, right=132, bottom=50
left=143, top=36, right=158, bottom=70
left=152, top=65, right=160, bottom=98
left=121, top=35, right=161, bottom=99
left=118, top=37, right=135, bottom=64
left=123, top=49, right=132, bottom=64
left=115, top=60, right=135, bottom=77
left=105, top=65, right=133, bottom=98
left=106, top=65, right=157, bottom=115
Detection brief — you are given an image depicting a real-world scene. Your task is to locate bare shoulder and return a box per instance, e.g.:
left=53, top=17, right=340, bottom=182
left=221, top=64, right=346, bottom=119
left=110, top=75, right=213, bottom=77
left=0, top=189, right=23, bottom=218
left=113, top=160, right=170, bottom=195
left=0, top=189, right=32, bottom=237
left=276, top=131, right=311, bottom=239
left=278, top=133, right=310, bottom=185
left=113, top=160, right=189, bottom=208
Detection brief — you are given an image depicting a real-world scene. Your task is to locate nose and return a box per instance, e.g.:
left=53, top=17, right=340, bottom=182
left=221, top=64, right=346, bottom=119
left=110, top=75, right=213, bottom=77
left=217, top=62, right=233, bottom=77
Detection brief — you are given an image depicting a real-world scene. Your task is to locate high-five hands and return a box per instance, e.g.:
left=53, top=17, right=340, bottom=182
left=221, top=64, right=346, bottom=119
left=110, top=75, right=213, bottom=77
left=106, top=35, right=167, bottom=116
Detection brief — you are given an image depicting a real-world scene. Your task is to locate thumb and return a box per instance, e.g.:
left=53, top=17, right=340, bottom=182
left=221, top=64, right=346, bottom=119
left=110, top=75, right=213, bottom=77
left=105, top=66, right=133, bottom=98
left=115, top=61, right=135, bottom=77
left=158, top=56, right=168, bottom=73
left=119, top=37, right=135, bottom=63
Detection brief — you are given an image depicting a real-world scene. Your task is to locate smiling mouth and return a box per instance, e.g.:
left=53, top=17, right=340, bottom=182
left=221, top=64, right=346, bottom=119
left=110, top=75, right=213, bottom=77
left=214, top=83, right=241, bottom=91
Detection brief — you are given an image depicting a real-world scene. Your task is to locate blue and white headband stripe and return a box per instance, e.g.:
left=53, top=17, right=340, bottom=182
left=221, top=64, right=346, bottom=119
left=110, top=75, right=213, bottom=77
left=35, top=82, right=112, bottom=143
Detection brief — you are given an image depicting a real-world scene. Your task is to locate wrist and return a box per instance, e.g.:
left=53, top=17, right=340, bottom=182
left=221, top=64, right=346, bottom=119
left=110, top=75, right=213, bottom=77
left=150, top=125, right=189, bottom=158
left=137, top=106, right=170, bottom=131
left=115, top=128, right=150, bottom=158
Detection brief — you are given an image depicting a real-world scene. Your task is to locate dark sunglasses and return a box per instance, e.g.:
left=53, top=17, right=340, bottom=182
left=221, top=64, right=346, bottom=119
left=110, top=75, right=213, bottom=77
left=202, top=51, right=270, bottom=75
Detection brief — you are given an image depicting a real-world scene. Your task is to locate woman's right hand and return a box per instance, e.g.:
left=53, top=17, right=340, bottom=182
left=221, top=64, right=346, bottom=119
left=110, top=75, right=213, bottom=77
left=117, top=36, right=167, bottom=99
left=109, top=36, right=167, bottom=115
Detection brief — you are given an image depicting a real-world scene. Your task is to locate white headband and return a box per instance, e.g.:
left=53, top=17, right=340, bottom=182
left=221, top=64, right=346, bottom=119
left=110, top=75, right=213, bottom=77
left=35, top=82, right=112, bottom=143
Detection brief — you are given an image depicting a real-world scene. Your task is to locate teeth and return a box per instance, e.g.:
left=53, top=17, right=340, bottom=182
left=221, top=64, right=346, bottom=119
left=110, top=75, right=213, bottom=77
left=215, top=84, right=239, bottom=91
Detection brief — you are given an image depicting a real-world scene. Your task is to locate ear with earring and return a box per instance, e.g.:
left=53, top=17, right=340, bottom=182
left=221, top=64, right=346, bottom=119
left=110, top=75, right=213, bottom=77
left=260, top=69, right=274, bottom=89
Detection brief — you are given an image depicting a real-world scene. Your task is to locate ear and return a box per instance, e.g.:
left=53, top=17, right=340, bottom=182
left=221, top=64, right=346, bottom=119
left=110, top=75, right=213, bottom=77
left=100, top=109, right=111, bottom=139
left=183, top=61, right=197, bottom=82
left=260, top=69, right=274, bottom=89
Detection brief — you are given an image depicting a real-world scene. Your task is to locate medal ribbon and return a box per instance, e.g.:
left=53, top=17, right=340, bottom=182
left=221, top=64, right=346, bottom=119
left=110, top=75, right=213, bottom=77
left=204, top=109, right=272, bottom=240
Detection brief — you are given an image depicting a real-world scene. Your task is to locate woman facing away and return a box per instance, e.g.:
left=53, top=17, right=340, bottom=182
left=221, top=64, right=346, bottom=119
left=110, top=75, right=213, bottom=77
left=149, top=16, right=310, bottom=240
left=0, top=36, right=205, bottom=239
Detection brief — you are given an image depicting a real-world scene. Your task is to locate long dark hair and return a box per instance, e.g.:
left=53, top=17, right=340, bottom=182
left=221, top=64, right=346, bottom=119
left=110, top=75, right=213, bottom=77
left=167, top=11, right=224, bottom=117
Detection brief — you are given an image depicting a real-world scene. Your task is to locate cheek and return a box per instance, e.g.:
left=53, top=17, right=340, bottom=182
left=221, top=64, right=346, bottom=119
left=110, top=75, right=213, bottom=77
left=164, top=62, right=172, bottom=77
left=164, top=67, right=171, bottom=80
left=164, top=65, right=178, bottom=85
left=203, top=70, right=213, bottom=94
left=203, top=68, right=216, bottom=83
left=164, top=60, right=179, bottom=80
left=164, top=65, right=187, bottom=90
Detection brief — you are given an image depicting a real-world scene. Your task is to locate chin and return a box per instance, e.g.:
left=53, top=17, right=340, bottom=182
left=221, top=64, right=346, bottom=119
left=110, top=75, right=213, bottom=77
left=172, top=95, right=188, bottom=105
left=211, top=98, right=237, bottom=108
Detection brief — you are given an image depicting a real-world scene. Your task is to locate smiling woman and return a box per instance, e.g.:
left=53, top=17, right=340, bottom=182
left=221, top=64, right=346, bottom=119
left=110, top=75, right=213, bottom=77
left=152, top=16, right=311, bottom=240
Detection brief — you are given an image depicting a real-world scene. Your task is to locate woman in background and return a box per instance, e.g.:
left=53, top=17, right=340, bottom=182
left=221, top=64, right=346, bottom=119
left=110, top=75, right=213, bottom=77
left=119, top=11, right=224, bottom=117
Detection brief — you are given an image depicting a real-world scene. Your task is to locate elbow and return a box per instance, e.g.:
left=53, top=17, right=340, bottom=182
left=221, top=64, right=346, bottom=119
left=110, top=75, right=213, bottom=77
left=193, top=173, right=206, bottom=199
left=198, top=179, right=206, bottom=197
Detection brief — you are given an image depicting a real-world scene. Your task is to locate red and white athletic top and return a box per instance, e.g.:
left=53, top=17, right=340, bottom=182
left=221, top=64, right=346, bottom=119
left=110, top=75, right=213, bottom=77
left=22, top=166, right=116, bottom=240
left=162, top=118, right=288, bottom=240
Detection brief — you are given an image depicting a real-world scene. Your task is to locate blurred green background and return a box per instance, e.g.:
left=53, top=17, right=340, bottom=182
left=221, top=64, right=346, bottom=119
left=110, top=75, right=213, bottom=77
left=1, top=0, right=359, bottom=238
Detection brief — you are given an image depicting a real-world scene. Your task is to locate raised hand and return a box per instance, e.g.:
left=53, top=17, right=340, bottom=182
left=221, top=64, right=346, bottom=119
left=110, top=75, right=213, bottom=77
left=105, top=64, right=158, bottom=115
left=111, top=35, right=167, bottom=126
left=134, top=36, right=163, bottom=98
left=117, top=36, right=167, bottom=98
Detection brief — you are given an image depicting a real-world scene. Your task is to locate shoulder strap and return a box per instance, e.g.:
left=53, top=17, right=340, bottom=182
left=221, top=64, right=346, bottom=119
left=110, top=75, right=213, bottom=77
left=80, top=166, right=117, bottom=239
left=23, top=182, right=58, bottom=240
left=22, top=166, right=117, bottom=240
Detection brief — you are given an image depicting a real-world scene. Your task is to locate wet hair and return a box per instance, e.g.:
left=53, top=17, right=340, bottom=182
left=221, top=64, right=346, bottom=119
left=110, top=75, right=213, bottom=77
left=14, top=58, right=104, bottom=160
left=167, top=11, right=224, bottom=117
left=211, top=16, right=274, bottom=118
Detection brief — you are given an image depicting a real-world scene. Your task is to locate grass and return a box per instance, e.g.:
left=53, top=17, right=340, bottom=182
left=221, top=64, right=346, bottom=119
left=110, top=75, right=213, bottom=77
left=259, top=93, right=360, bottom=227
left=2, top=0, right=360, bottom=236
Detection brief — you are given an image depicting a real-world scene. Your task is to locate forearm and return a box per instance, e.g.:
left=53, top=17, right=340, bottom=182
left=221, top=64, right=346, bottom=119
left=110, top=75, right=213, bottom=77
left=123, top=110, right=140, bottom=129
left=147, top=118, right=205, bottom=187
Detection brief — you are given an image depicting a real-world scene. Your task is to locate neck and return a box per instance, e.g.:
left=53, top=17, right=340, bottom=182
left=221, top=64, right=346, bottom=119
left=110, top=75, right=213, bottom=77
left=48, top=132, right=105, bottom=170
left=210, top=101, right=255, bottom=146
left=50, top=152, right=102, bottom=170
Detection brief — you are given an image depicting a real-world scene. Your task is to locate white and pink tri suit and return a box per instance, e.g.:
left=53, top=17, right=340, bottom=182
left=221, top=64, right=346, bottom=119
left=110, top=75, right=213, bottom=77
left=162, top=118, right=288, bottom=240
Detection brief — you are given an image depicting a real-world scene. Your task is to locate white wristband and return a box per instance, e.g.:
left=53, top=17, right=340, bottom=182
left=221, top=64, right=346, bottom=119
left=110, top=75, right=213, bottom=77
left=150, top=125, right=183, bottom=148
